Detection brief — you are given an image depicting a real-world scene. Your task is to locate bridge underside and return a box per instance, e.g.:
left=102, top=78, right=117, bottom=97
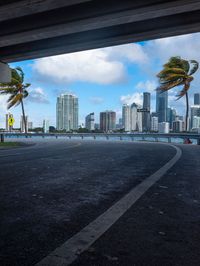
left=0, top=0, right=200, bottom=62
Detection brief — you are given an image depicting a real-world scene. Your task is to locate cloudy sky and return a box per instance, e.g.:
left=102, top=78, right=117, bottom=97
left=1, top=32, right=200, bottom=128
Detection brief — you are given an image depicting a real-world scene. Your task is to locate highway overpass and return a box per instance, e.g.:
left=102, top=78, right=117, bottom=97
left=0, top=0, right=200, bottom=63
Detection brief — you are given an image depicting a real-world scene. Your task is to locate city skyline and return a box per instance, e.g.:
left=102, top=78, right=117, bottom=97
left=0, top=32, right=200, bottom=128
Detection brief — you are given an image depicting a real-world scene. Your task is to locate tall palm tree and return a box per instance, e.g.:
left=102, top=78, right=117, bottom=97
left=157, top=56, right=199, bottom=131
left=0, top=67, right=30, bottom=133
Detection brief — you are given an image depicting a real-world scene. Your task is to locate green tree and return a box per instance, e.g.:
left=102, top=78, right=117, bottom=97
left=0, top=67, right=30, bottom=133
left=157, top=56, right=199, bottom=131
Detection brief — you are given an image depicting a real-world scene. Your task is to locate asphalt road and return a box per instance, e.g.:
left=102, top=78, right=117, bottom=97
left=0, top=139, right=197, bottom=266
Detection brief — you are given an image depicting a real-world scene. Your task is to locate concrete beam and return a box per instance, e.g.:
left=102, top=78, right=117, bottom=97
left=0, top=0, right=200, bottom=48
left=0, top=0, right=200, bottom=62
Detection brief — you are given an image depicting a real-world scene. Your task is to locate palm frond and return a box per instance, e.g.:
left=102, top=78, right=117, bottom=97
left=163, top=57, right=191, bottom=74
left=7, top=93, right=23, bottom=109
left=16, top=67, right=24, bottom=83
left=157, top=67, right=186, bottom=78
left=158, top=79, right=184, bottom=92
left=189, top=60, right=199, bottom=75
left=23, top=89, right=29, bottom=98
left=176, top=82, right=190, bottom=100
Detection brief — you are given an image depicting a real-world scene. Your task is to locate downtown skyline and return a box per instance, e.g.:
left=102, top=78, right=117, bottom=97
left=0, top=32, right=200, bottom=128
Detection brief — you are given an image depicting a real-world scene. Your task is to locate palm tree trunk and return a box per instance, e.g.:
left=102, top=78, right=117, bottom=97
left=185, top=92, right=189, bottom=132
left=21, top=100, right=27, bottom=133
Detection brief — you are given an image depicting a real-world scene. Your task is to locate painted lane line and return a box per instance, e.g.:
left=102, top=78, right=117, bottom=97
left=35, top=144, right=182, bottom=266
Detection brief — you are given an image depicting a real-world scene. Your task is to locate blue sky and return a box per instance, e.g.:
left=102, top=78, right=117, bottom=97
left=1, top=32, right=200, bottom=128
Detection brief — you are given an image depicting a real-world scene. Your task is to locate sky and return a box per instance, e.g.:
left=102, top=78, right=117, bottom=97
left=1, top=32, right=200, bottom=128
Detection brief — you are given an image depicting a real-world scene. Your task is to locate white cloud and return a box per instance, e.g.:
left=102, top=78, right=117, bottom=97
left=120, top=92, right=143, bottom=106
left=106, top=43, right=149, bottom=64
left=32, top=43, right=148, bottom=86
left=89, top=97, right=104, bottom=105
left=136, top=80, right=157, bottom=92
left=33, top=49, right=126, bottom=85
left=146, top=32, right=200, bottom=68
left=27, top=87, right=49, bottom=104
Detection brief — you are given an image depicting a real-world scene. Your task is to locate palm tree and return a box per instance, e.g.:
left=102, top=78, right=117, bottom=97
left=0, top=67, right=30, bottom=133
left=157, top=56, right=199, bottom=131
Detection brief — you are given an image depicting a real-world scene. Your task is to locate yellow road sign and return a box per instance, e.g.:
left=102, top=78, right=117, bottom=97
left=8, top=117, right=15, bottom=126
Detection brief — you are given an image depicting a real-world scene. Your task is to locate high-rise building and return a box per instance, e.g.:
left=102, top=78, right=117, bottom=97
left=56, top=93, right=78, bottom=131
left=122, top=103, right=142, bottom=132
left=85, top=112, right=94, bottom=130
left=190, top=105, right=200, bottom=129
left=158, top=122, right=169, bottom=133
left=131, top=103, right=143, bottom=132
left=151, top=116, right=158, bottom=131
left=156, top=90, right=168, bottom=122
left=142, top=92, right=151, bottom=131
left=43, top=120, right=49, bottom=133
left=172, top=120, right=184, bottom=132
left=28, top=122, right=33, bottom=130
left=94, top=123, right=100, bottom=130
left=192, top=116, right=200, bottom=129
left=194, top=93, right=200, bottom=105
left=20, top=115, right=28, bottom=132
left=5, top=113, right=13, bottom=131
left=122, top=104, right=131, bottom=131
left=167, top=108, right=176, bottom=129
left=100, top=111, right=116, bottom=132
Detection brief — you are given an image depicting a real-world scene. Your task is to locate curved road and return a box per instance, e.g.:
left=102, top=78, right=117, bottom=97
left=0, top=140, right=199, bottom=266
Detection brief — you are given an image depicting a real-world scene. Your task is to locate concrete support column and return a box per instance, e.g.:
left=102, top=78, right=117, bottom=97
left=197, top=138, right=200, bottom=145
left=0, top=134, right=4, bottom=143
left=0, top=62, right=11, bottom=82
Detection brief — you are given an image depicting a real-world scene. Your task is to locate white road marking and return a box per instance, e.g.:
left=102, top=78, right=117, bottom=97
left=35, top=144, right=182, bottom=266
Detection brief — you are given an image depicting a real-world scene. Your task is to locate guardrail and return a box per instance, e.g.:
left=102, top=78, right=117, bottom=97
left=1, top=132, right=200, bottom=145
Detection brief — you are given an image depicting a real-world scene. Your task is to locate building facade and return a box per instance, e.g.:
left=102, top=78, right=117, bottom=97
left=100, top=111, right=116, bottom=132
left=151, top=116, right=158, bottom=131
left=20, top=115, right=28, bottom=132
left=194, top=93, right=200, bottom=105
left=85, top=112, right=95, bottom=130
left=172, top=120, right=184, bottom=132
left=158, top=122, right=169, bottom=133
left=156, top=90, right=168, bottom=123
left=43, top=120, right=49, bottom=133
left=190, top=105, right=200, bottom=129
left=122, top=104, right=131, bottom=131
left=56, top=93, right=78, bottom=131
left=142, top=92, right=151, bottom=131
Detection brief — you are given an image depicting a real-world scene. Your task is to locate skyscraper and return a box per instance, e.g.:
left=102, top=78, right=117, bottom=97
left=142, top=92, right=151, bottom=131
left=56, top=93, right=78, bottom=131
left=151, top=116, right=158, bottom=131
left=43, top=120, right=49, bottom=133
left=100, top=111, right=116, bottom=132
left=20, top=115, right=28, bottom=132
left=194, top=93, right=200, bottom=105
left=167, top=107, right=176, bottom=129
left=190, top=105, right=200, bottom=129
left=122, top=104, right=131, bottom=131
left=85, top=112, right=94, bottom=130
left=156, top=90, right=168, bottom=122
